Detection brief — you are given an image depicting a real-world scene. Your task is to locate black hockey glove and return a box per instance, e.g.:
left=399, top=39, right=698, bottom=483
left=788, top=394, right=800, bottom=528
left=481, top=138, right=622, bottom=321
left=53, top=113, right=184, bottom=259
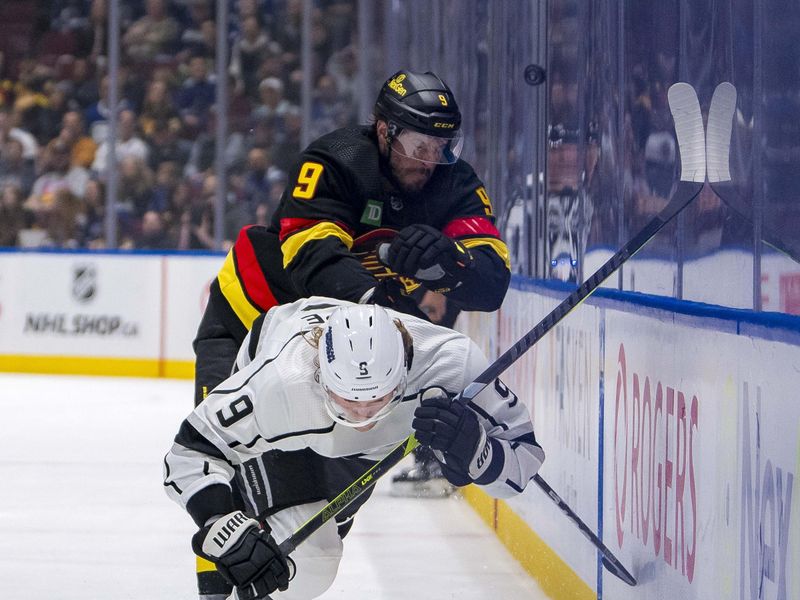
left=383, top=224, right=474, bottom=293
left=412, top=387, right=501, bottom=486
left=192, top=511, right=293, bottom=600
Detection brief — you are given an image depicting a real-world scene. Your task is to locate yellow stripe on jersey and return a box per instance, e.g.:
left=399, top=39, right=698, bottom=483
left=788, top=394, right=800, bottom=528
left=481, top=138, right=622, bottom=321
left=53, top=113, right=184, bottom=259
left=218, top=250, right=260, bottom=329
left=281, top=222, right=354, bottom=268
left=196, top=555, right=218, bottom=573
left=461, top=237, right=511, bottom=269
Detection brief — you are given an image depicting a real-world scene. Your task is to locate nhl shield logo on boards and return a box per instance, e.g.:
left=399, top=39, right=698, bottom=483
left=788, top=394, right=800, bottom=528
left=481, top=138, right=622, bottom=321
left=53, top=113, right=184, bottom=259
left=72, top=265, right=97, bottom=303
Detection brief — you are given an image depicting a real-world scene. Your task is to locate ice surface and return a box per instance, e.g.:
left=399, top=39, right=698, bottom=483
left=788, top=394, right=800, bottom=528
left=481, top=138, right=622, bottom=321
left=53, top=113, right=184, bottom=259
left=0, top=373, right=551, bottom=600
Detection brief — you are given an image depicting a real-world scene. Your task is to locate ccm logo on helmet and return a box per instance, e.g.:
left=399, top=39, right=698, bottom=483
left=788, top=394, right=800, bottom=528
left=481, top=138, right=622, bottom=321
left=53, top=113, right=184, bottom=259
left=388, top=74, right=407, bottom=96
left=434, top=122, right=455, bottom=128
left=325, top=328, right=335, bottom=363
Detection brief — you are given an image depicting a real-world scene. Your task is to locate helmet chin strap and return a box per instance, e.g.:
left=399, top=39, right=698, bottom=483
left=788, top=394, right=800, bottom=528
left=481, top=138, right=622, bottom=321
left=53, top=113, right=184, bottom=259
left=385, top=120, right=399, bottom=163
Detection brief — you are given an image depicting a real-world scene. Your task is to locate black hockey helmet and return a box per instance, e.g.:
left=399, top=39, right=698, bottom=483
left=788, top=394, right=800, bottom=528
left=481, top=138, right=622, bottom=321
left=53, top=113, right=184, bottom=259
left=374, top=70, right=462, bottom=139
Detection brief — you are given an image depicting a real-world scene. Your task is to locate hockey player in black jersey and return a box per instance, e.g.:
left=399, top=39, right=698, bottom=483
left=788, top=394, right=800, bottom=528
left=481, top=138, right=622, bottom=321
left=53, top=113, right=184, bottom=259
left=191, top=70, right=511, bottom=598
left=166, top=299, right=543, bottom=600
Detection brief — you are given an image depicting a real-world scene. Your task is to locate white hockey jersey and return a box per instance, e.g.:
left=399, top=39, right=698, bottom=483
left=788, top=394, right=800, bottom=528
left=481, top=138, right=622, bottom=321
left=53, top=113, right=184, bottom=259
left=164, top=297, right=544, bottom=523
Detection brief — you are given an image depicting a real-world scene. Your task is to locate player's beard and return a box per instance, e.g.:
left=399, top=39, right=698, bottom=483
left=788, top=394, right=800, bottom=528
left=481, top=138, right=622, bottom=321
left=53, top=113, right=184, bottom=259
left=393, top=162, right=435, bottom=193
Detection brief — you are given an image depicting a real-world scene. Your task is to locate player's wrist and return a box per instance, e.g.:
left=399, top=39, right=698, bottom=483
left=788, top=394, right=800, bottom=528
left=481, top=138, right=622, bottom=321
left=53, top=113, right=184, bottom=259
left=469, top=437, right=504, bottom=485
left=185, top=482, right=238, bottom=527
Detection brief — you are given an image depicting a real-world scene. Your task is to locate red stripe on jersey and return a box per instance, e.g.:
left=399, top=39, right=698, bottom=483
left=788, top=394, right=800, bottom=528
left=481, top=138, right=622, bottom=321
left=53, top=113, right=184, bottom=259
left=351, top=227, right=399, bottom=245
left=443, top=216, right=501, bottom=239
left=234, top=226, right=279, bottom=311
left=279, top=218, right=354, bottom=242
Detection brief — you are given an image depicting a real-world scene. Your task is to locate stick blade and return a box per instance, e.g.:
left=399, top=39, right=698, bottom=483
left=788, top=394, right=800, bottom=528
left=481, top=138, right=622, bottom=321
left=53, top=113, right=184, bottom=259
left=602, top=556, right=637, bottom=586
left=668, top=82, right=706, bottom=183
left=706, top=82, right=737, bottom=183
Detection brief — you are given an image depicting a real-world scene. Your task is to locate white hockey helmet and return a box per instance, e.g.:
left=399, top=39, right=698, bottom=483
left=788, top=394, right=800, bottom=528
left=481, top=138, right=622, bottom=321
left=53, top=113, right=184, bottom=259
left=318, top=304, right=408, bottom=427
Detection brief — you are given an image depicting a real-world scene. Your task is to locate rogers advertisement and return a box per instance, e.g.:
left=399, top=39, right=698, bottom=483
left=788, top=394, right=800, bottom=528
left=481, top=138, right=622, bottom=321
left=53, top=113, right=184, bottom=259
left=603, top=311, right=799, bottom=600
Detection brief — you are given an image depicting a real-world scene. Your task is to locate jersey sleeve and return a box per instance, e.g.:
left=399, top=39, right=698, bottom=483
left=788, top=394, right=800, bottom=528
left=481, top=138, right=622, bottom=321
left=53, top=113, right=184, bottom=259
left=163, top=344, right=286, bottom=526
left=277, top=146, right=378, bottom=301
left=439, top=165, right=511, bottom=311
left=455, top=339, right=544, bottom=498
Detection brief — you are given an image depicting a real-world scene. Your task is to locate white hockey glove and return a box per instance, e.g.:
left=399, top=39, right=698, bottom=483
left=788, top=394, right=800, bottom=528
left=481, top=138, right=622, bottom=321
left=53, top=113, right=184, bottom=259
left=412, top=387, right=501, bottom=486
left=192, top=511, right=293, bottom=600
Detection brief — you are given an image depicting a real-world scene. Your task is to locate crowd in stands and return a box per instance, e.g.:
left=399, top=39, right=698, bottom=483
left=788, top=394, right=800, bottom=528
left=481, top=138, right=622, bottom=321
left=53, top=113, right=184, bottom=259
left=0, top=0, right=360, bottom=250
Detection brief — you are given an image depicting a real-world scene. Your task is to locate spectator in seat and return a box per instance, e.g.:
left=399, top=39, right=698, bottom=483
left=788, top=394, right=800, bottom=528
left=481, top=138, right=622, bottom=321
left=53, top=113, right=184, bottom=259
left=85, top=75, right=132, bottom=143
left=79, top=177, right=106, bottom=248
left=178, top=0, right=213, bottom=57
left=325, top=44, right=358, bottom=105
left=24, top=140, right=88, bottom=247
left=139, top=79, right=179, bottom=138
left=122, top=0, right=180, bottom=62
left=176, top=53, right=216, bottom=135
left=146, top=117, right=191, bottom=170
left=0, top=138, right=36, bottom=197
left=0, top=107, right=39, bottom=161
left=27, top=139, right=88, bottom=215
left=136, top=209, right=174, bottom=249
left=116, top=156, right=155, bottom=220
left=252, top=76, right=294, bottom=122
left=33, top=82, right=71, bottom=145
left=0, top=183, right=28, bottom=247
left=150, top=160, right=182, bottom=215
left=68, top=59, right=99, bottom=110
left=242, top=146, right=282, bottom=209
left=58, top=110, right=97, bottom=170
left=92, top=109, right=150, bottom=174
left=229, top=16, right=275, bottom=99
left=308, top=73, right=353, bottom=139
left=271, top=104, right=302, bottom=172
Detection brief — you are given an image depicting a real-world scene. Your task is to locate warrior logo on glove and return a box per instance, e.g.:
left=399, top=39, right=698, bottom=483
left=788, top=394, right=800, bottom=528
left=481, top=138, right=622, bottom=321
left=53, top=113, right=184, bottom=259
left=192, top=511, right=293, bottom=600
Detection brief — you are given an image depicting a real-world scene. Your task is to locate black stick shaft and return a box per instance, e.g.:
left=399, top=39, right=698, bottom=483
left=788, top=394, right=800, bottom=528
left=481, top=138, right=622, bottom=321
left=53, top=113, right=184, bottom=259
left=533, top=475, right=636, bottom=586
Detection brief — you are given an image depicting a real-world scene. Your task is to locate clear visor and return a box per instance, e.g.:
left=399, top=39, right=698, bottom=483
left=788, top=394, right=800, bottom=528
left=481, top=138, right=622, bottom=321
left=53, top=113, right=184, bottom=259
left=321, top=376, right=407, bottom=428
left=392, top=129, right=464, bottom=165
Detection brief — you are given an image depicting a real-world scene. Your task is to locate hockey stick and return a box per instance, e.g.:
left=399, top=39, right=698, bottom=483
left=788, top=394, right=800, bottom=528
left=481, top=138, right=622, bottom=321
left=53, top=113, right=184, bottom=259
left=705, top=82, right=799, bottom=263
left=279, top=82, right=707, bottom=587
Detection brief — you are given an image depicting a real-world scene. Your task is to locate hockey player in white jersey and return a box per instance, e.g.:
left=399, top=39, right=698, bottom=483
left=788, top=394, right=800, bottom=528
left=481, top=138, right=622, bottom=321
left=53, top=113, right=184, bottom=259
left=164, top=297, right=544, bottom=599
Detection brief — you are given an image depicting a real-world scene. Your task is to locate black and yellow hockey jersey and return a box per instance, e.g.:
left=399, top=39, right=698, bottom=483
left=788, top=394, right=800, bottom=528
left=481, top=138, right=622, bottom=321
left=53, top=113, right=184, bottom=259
left=211, top=126, right=511, bottom=342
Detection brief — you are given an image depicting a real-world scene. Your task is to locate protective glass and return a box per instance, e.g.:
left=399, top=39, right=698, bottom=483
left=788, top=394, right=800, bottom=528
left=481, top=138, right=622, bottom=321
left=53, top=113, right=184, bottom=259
left=321, top=375, right=407, bottom=428
left=392, top=129, right=464, bottom=165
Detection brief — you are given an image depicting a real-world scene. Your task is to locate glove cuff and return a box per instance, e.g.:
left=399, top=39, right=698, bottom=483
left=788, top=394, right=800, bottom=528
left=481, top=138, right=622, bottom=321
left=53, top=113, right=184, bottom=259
left=198, top=510, right=258, bottom=559
left=469, top=436, right=505, bottom=485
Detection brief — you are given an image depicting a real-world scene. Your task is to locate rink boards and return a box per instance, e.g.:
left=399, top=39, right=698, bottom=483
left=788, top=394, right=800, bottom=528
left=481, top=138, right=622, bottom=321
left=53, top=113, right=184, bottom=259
left=460, top=277, right=800, bottom=600
left=2, top=250, right=800, bottom=600
left=0, top=250, right=222, bottom=377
